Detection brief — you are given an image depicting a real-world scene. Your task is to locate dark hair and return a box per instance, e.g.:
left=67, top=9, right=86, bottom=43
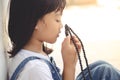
left=8, top=0, right=66, bottom=57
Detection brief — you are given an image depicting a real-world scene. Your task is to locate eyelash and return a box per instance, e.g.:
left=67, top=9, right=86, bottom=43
left=56, top=19, right=61, bottom=22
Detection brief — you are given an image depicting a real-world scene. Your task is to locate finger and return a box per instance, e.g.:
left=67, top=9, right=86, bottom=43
left=71, top=36, right=79, bottom=43
left=63, top=36, right=71, bottom=44
left=76, top=42, right=81, bottom=50
left=71, top=36, right=80, bottom=45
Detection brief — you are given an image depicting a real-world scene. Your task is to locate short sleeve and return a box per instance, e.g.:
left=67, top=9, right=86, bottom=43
left=17, top=60, right=54, bottom=80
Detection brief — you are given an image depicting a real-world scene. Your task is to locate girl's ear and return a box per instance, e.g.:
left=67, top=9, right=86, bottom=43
left=35, top=26, right=39, bottom=30
left=35, top=18, right=46, bottom=31
left=35, top=19, right=43, bottom=30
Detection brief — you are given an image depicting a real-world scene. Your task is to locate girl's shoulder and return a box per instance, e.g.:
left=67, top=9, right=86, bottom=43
left=9, top=49, right=52, bottom=79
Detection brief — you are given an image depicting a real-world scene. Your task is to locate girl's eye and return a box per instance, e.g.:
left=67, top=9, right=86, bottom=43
left=56, top=19, right=61, bottom=22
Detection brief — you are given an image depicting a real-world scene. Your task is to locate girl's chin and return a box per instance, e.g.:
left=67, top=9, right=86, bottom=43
left=48, top=39, right=57, bottom=44
left=46, top=36, right=58, bottom=44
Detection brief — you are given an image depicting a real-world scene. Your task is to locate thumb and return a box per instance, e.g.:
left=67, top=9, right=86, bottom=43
left=66, top=36, right=71, bottom=44
left=65, top=36, right=71, bottom=44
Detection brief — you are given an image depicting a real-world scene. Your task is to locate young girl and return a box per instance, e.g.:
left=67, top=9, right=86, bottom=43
left=8, top=0, right=81, bottom=80
left=8, top=0, right=120, bottom=80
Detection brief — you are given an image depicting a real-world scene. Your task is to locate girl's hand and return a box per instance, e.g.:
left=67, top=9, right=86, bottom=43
left=61, top=36, right=81, bottom=68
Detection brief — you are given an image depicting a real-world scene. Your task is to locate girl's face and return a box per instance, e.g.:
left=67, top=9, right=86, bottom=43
left=34, top=10, right=63, bottom=43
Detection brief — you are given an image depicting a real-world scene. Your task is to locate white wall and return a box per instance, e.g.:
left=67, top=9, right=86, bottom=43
left=0, top=0, right=8, bottom=80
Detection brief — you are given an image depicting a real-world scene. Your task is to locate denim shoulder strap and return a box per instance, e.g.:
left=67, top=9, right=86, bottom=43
left=10, top=56, right=62, bottom=80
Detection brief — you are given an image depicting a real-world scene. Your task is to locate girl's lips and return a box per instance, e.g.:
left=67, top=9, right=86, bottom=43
left=57, top=33, right=60, bottom=37
left=57, top=31, right=61, bottom=37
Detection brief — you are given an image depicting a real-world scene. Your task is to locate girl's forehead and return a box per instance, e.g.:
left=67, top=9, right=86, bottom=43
left=41, top=10, right=62, bottom=20
left=48, top=11, right=62, bottom=16
left=53, top=10, right=63, bottom=16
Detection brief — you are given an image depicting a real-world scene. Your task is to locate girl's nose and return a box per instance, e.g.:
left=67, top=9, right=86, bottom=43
left=60, top=23, right=63, bottom=29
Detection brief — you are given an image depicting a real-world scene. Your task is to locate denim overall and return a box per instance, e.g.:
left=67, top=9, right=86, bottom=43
left=76, top=61, right=120, bottom=80
left=10, top=56, right=62, bottom=80
left=10, top=56, right=120, bottom=80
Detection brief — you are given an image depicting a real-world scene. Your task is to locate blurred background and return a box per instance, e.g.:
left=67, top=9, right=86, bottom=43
left=50, top=0, right=120, bottom=76
left=0, top=0, right=120, bottom=79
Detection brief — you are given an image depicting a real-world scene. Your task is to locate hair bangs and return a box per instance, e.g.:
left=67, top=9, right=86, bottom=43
left=55, top=0, right=66, bottom=12
left=44, top=0, right=66, bottom=14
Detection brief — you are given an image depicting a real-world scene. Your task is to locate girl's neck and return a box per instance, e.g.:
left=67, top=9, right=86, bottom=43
left=23, top=39, right=47, bottom=55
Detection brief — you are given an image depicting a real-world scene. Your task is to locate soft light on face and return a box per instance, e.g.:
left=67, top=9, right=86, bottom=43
left=34, top=11, right=63, bottom=43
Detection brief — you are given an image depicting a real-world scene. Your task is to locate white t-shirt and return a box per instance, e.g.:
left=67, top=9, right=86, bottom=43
left=8, top=49, right=53, bottom=80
